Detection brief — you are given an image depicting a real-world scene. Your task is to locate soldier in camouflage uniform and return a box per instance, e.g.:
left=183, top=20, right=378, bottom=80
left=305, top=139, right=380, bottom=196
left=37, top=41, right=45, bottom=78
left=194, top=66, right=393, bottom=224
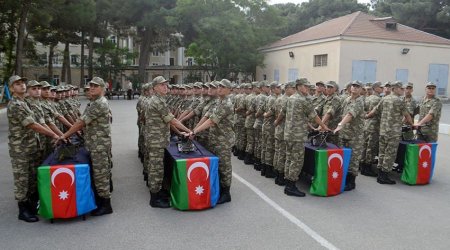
left=414, top=82, right=442, bottom=142
left=366, top=81, right=413, bottom=184
left=402, top=82, right=418, bottom=140
left=233, top=84, right=247, bottom=159
left=284, top=79, right=330, bottom=197
left=334, top=81, right=366, bottom=191
left=311, top=81, right=326, bottom=118
left=191, top=79, right=235, bottom=204
left=382, top=81, right=391, bottom=97
left=253, top=81, right=268, bottom=172
left=7, top=75, right=60, bottom=222
left=243, top=82, right=257, bottom=164
left=195, top=82, right=219, bottom=151
left=321, top=81, right=342, bottom=146
left=59, top=77, right=114, bottom=215
left=360, top=81, right=383, bottom=177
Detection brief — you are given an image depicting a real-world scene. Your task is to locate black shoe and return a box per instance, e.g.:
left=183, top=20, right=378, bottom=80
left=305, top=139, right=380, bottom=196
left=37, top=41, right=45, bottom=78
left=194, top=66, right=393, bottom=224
left=254, top=162, right=262, bottom=171
left=143, top=173, right=148, bottom=182
left=275, top=172, right=286, bottom=186
left=27, top=193, right=39, bottom=215
left=91, top=198, right=113, bottom=216
left=217, top=187, right=231, bottom=204
left=284, top=180, right=306, bottom=197
left=150, top=192, right=171, bottom=208
left=244, top=154, right=254, bottom=165
left=237, top=150, right=245, bottom=160
left=109, top=177, right=114, bottom=193
left=159, top=189, right=170, bottom=202
left=344, top=174, right=356, bottom=191
left=260, top=164, right=266, bottom=175
left=361, top=163, right=378, bottom=177
left=232, top=146, right=238, bottom=156
left=18, top=202, right=39, bottom=222
left=265, top=166, right=277, bottom=178
left=377, top=170, right=396, bottom=185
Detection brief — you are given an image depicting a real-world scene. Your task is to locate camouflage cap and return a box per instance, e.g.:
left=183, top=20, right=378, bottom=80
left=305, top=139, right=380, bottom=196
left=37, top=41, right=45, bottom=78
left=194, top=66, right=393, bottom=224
left=178, top=84, right=186, bottom=90
left=83, top=84, right=90, bottom=89
left=365, top=82, right=373, bottom=88
left=261, top=81, right=271, bottom=88
left=8, top=75, right=28, bottom=86
left=390, top=81, right=403, bottom=88
left=270, top=81, right=280, bottom=88
left=295, top=78, right=309, bottom=86
left=285, top=81, right=296, bottom=88
left=218, top=79, right=232, bottom=88
left=185, top=83, right=194, bottom=89
left=27, top=80, right=42, bottom=87
left=209, top=81, right=218, bottom=88
left=251, top=81, right=259, bottom=88
left=194, top=82, right=203, bottom=88
left=381, top=81, right=391, bottom=87
left=89, top=77, right=106, bottom=87
left=372, top=81, right=382, bottom=88
left=345, top=82, right=352, bottom=89
left=56, top=86, right=65, bottom=92
left=50, top=86, right=58, bottom=91
left=406, top=82, right=414, bottom=88
left=40, top=81, right=51, bottom=88
left=203, top=82, right=210, bottom=88
left=151, top=76, right=169, bottom=87
left=315, top=81, right=325, bottom=86
left=167, top=84, right=173, bottom=89
left=325, top=81, right=339, bottom=90
left=351, top=80, right=363, bottom=87
left=426, top=81, right=437, bottom=87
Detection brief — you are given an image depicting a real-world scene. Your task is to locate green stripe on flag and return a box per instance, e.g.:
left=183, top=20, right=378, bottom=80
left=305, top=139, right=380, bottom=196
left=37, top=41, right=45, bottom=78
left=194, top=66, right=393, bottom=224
left=401, top=144, right=419, bottom=185
left=310, top=150, right=328, bottom=196
left=171, top=159, right=189, bottom=210
left=37, top=166, right=53, bottom=219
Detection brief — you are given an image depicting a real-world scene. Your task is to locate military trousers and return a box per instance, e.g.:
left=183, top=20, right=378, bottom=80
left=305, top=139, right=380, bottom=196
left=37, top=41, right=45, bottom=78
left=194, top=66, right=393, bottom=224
left=245, top=128, right=255, bottom=154
left=377, top=135, right=401, bottom=172
left=284, top=141, right=305, bottom=182
left=91, top=150, right=112, bottom=198
left=262, top=128, right=275, bottom=166
left=235, top=123, right=246, bottom=151
left=210, top=143, right=232, bottom=188
left=148, top=147, right=165, bottom=193
left=273, top=138, right=286, bottom=173
left=417, top=127, right=438, bottom=143
left=254, top=127, right=262, bottom=160
left=10, top=154, right=39, bottom=202
left=362, top=130, right=379, bottom=164
left=339, top=136, right=364, bottom=176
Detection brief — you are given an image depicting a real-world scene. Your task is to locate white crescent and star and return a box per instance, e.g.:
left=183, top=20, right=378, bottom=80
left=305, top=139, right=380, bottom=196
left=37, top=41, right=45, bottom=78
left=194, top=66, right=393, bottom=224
left=419, top=145, right=432, bottom=159
left=187, top=162, right=209, bottom=182
left=328, top=153, right=343, bottom=169
left=51, top=167, right=75, bottom=187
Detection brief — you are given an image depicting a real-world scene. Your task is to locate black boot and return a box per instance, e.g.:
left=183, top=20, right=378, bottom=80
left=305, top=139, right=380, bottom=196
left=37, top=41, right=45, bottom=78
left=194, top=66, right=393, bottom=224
left=28, top=193, right=39, bottom=215
left=91, top=197, right=113, bottom=216
left=159, top=189, right=170, bottom=202
left=237, top=150, right=245, bottom=160
left=18, top=201, right=39, bottom=222
left=150, top=192, right=170, bottom=208
left=361, top=163, right=378, bottom=177
left=244, top=153, right=254, bottom=165
left=217, top=186, right=231, bottom=204
left=265, top=166, right=277, bottom=178
left=344, top=174, right=356, bottom=191
left=232, top=146, right=238, bottom=156
left=109, top=177, right=114, bottom=193
left=284, top=180, right=306, bottom=197
left=143, top=172, right=148, bottom=182
left=275, top=172, right=286, bottom=186
left=377, top=170, right=396, bottom=185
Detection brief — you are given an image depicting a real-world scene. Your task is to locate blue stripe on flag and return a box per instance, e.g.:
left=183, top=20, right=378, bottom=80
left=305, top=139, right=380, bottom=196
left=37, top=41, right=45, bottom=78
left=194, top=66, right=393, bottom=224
left=75, top=164, right=97, bottom=215
left=341, top=148, right=352, bottom=192
left=429, top=143, right=438, bottom=182
left=209, top=157, right=220, bottom=207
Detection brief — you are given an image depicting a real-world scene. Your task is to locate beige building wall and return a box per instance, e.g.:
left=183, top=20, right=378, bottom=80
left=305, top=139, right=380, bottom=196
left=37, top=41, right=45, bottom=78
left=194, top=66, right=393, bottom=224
left=339, top=38, right=450, bottom=97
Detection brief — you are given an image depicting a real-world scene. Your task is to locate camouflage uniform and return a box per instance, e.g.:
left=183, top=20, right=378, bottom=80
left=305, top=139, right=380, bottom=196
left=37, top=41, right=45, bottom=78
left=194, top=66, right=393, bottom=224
left=373, top=93, right=409, bottom=172
left=145, top=94, right=175, bottom=193
left=284, top=93, right=317, bottom=182
left=80, top=96, right=112, bottom=198
left=273, top=94, right=288, bottom=173
left=322, top=93, right=342, bottom=145
left=244, top=91, right=257, bottom=156
left=233, top=91, right=247, bottom=153
left=402, top=95, right=417, bottom=140
left=254, top=90, right=267, bottom=163
left=339, top=96, right=365, bottom=176
left=416, top=96, right=441, bottom=142
left=25, top=97, right=47, bottom=164
left=361, top=93, right=381, bottom=165
left=261, top=92, right=277, bottom=167
left=41, top=98, right=62, bottom=157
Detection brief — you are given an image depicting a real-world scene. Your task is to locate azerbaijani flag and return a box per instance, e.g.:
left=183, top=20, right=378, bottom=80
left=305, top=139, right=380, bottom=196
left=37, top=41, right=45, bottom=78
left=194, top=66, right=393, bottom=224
left=38, top=164, right=96, bottom=219
left=170, top=157, right=219, bottom=210
left=310, top=148, right=351, bottom=196
left=401, top=143, right=437, bottom=185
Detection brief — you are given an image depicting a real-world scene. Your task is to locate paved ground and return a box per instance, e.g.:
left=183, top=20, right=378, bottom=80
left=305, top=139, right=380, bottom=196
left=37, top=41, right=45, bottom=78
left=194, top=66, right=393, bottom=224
left=1, top=98, right=450, bottom=250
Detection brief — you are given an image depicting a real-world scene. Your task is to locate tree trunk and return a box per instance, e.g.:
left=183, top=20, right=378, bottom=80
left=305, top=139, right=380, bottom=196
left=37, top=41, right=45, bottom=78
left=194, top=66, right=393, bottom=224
left=14, top=0, right=31, bottom=75
left=61, top=41, right=68, bottom=83
left=48, top=44, right=55, bottom=84
left=138, top=29, right=152, bottom=82
left=5, top=10, right=17, bottom=77
left=65, top=41, right=72, bottom=84
left=88, top=33, right=94, bottom=79
left=80, top=31, right=85, bottom=87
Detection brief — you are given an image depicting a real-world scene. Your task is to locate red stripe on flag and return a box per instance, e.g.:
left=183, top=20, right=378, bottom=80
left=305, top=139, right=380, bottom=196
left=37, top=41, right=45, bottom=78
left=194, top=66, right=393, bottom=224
left=186, top=158, right=211, bottom=210
left=327, top=149, right=344, bottom=196
left=50, top=165, right=77, bottom=218
left=417, top=143, right=432, bottom=185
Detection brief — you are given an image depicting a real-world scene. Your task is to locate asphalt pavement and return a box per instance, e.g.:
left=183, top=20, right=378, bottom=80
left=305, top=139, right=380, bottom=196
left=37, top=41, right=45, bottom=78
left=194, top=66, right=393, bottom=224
left=0, top=98, right=449, bottom=250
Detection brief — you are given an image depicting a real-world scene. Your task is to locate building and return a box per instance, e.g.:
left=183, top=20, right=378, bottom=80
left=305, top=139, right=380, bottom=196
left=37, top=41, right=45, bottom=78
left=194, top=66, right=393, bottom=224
left=257, top=11, right=450, bottom=97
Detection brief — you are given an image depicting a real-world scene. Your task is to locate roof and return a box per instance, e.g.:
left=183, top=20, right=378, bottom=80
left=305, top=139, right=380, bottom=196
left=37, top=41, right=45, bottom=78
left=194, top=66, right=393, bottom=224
left=262, top=11, right=450, bottom=50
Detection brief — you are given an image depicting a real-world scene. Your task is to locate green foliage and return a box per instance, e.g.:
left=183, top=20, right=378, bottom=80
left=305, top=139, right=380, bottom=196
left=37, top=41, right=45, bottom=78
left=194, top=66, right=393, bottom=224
left=94, top=40, right=137, bottom=80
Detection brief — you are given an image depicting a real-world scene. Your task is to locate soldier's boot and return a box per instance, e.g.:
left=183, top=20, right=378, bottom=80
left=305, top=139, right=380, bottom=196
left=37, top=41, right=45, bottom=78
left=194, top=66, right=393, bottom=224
left=18, top=201, right=39, bottom=223
left=150, top=192, right=170, bottom=208
left=28, top=192, right=40, bottom=215
left=110, top=177, right=114, bottom=193
left=344, top=174, right=356, bottom=191
left=265, top=166, right=277, bottom=178
left=377, top=170, right=396, bottom=185
left=237, top=150, right=245, bottom=160
left=91, top=197, right=113, bottom=216
left=143, top=172, right=148, bottom=182
left=361, top=163, right=378, bottom=177
left=260, top=164, right=266, bottom=175
left=244, top=153, right=254, bottom=165
left=159, top=189, right=170, bottom=202
left=284, top=180, right=306, bottom=197
left=232, top=146, right=238, bottom=156
left=217, top=186, right=231, bottom=204
left=275, top=172, right=286, bottom=186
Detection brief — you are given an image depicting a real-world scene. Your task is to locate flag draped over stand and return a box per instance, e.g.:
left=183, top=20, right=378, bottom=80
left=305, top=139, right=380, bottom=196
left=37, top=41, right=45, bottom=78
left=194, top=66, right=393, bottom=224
left=310, top=148, right=351, bottom=197
left=171, top=157, right=219, bottom=210
left=401, top=143, right=437, bottom=185
left=38, top=164, right=96, bottom=219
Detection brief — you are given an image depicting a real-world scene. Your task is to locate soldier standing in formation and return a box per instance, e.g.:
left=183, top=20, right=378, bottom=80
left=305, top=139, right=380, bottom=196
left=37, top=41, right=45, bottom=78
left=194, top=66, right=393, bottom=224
left=414, top=82, right=442, bottom=142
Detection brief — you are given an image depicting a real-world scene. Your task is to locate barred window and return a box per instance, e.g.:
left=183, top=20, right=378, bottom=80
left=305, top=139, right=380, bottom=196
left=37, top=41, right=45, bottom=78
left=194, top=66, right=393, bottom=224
left=314, top=54, right=328, bottom=67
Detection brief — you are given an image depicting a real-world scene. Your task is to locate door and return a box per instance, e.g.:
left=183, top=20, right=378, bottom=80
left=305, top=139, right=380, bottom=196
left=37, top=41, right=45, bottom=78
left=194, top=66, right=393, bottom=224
left=428, top=64, right=449, bottom=96
left=352, top=60, right=377, bottom=83
left=396, top=69, right=409, bottom=83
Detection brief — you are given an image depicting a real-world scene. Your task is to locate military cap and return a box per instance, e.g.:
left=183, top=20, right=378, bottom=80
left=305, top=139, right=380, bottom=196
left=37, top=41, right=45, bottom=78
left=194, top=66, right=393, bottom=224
left=406, top=82, right=414, bottom=88
left=372, top=81, right=382, bottom=88
left=185, top=83, right=194, bottom=89
left=295, top=78, right=309, bottom=86
left=426, top=82, right=437, bottom=87
left=365, top=82, right=373, bottom=88
left=209, top=81, right=218, bottom=88
left=40, top=81, right=51, bottom=88
left=390, top=81, right=403, bottom=88
left=178, top=84, right=186, bottom=90
left=315, top=81, right=325, bottom=86
left=310, top=84, right=316, bottom=89
left=325, top=81, right=339, bottom=90
left=203, top=82, right=210, bottom=88
left=73, top=86, right=79, bottom=90
left=381, top=81, right=391, bottom=87
left=193, top=82, right=203, bottom=88
left=89, top=77, right=106, bottom=87
left=27, top=80, right=42, bottom=87
left=83, top=84, right=90, bottom=89
left=251, top=81, right=259, bottom=88
left=270, top=81, right=280, bottom=88
left=345, top=82, right=352, bottom=89
left=50, top=86, right=58, bottom=91
left=261, top=81, right=271, bottom=88
left=285, top=81, right=296, bottom=88
left=8, top=75, right=28, bottom=86
left=351, top=80, right=363, bottom=87
left=67, top=84, right=74, bottom=89
left=218, top=79, right=232, bottom=88
left=151, top=76, right=169, bottom=87
left=56, top=86, right=65, bottom=92
left=167, top=84, right=173, bottom=89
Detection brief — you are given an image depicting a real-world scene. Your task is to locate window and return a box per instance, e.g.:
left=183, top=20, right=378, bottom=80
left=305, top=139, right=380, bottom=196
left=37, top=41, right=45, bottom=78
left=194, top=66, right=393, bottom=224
left=170, top=58, right=174, bottom=66
left=53, top=75, right=60, bottom=85
left=274, top=69, right=280, bottom=81
left=314, top=54, right=328, bottom=67
left=52, top=55, right=59, bottom=65
left=187, top=58, right=193, bottom=66
left=84, top=75, right=89, bottom=84
left=40, top=53, right=47, bottom=64
left=110, top=36, right=116, bottom=44
left=152, top=51, right=159, bottom=56
left=152, top=63, right=159, bottom=66
left=71, top=55, right=78, bottom=64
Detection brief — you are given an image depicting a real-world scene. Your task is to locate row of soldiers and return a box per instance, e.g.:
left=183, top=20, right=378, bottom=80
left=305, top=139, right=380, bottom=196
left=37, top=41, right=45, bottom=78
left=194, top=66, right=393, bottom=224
left=139, top=77, right=441, bottom=198
left=7, top=75, right=114, bottom=222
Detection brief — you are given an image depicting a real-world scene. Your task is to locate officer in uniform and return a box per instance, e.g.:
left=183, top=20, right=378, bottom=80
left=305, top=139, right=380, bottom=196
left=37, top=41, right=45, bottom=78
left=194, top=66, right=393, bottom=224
left=254, top=81, right=269, bottom=172
left=284, top=78, right=330, bottom=197
left=366, top=81, right=413, bottom=184
left=414, top=82, right=442, bottom=142
left=234, top=83, right=251, bottom=160
left=402, top=82, right=417, bottom=140
left=190, top=79, right=235, bottom=204
left=7, top=75, right=60, bottom=222
left=59, top=77, right=114, bottom=215
left=321, top=81, right=342, bottom=146
left=243, top=82, right=257, bottom=164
